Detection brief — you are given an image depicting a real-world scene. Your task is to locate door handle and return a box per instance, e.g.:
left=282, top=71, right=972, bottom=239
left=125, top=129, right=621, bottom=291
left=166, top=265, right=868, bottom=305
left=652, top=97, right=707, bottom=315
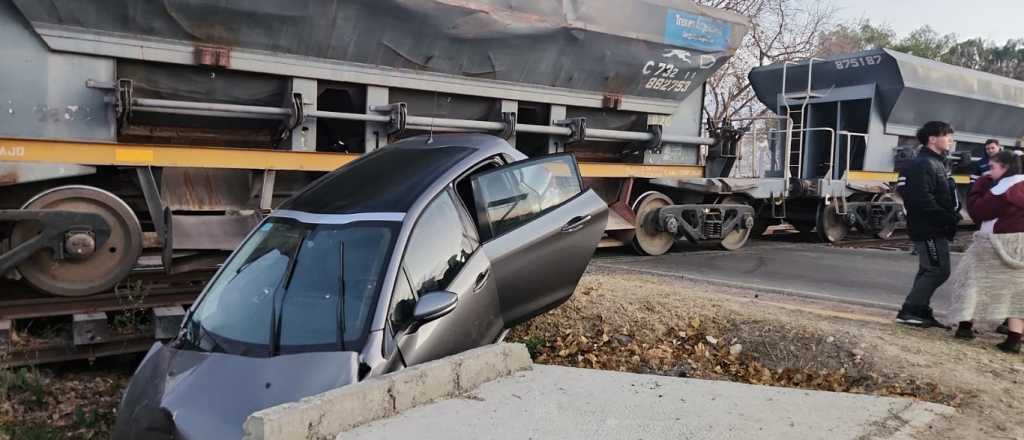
left=560, top=215, right=592, bottom=233
left=473, top=269, right=490, bottom=292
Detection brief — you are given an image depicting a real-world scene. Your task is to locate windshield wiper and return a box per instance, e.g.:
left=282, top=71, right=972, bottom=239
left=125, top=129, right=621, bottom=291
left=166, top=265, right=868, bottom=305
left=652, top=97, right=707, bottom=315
left=269, top=230, right=309, bottom=356
left=176, top=317, right=227, bottom=353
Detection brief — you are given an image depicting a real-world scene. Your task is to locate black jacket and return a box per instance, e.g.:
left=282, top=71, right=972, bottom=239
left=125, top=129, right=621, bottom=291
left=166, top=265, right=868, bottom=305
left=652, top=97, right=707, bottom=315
left=971, top=155, right=991, bottom=183
left=899, top=147, right=960, bottom=241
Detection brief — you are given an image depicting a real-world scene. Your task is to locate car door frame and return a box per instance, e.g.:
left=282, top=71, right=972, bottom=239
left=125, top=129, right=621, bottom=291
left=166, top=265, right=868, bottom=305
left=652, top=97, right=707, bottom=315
left=469, top=153, right=608, bottom=327
left=385, top=159, right=508, bottom=367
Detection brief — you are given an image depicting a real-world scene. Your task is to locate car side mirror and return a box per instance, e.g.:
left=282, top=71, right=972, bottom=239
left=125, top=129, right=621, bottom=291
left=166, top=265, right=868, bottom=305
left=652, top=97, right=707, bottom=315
left=413, top=291, right=458, bottom=323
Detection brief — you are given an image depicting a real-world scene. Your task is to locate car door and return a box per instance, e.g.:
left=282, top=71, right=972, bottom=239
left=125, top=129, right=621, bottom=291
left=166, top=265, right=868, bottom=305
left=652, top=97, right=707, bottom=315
left=471, top=153, right=607, bottom=327
left=390, top=188, right=503, bottom=366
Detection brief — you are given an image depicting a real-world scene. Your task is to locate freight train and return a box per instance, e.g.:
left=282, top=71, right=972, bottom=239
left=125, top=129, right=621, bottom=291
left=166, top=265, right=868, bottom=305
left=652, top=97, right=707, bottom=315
left=4, top=0, right=1024, bottom=304
left=0, top=0, right=758, bottom=299
left=747, top=49, right=1024, bottom=241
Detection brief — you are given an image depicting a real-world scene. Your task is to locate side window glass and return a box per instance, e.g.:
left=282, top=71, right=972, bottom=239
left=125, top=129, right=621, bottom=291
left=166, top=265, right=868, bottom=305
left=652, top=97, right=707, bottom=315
left=389, top=268, right=416, bottom=333
left=452, top=189, right=480, bottom=251
left=456, top=158, right=503, bottom=227
left=402, top=191, right=476, bottom=297
left=471, top=154, right=582, bottom=238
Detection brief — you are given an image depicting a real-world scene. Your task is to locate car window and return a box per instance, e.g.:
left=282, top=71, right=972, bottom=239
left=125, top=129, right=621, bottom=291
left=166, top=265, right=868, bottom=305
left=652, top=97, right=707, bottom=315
left=402, top=191, right=477, bottom=297
left=455, top=158, right=503, bottom=227
left=453, top=197, right=480, bottom=248
left=471, top=154, right=583, bottom=238
left=190, top=222, right=300, bottom=352
left=188, top=218, right=398, bottom=356
left=389, top=268, right=417, bottom=333
left=278, top=224, right=394, bottom=351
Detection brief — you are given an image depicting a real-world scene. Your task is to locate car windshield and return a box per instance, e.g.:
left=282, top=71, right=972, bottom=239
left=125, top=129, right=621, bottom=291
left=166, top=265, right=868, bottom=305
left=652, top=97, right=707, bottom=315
left=183, top=217, right=398, bottom=357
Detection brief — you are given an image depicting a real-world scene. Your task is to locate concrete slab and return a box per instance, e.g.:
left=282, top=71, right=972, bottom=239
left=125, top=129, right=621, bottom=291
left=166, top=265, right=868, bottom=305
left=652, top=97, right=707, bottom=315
left=244, top=343, right=533, bottom=440
left=72, top=312, right=110, bottom=345
left=0, top=319, right=10, bottom=347
left=593, top=242, right=961, bottom=312
left=341, top=365, right=953, bottom=440
left=151, top=306, right=186, bottom=340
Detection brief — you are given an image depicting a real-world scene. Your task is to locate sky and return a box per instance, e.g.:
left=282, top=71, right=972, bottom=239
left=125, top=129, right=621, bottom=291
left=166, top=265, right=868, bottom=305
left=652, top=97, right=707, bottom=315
left=832, top=0, right=1024, bottom=44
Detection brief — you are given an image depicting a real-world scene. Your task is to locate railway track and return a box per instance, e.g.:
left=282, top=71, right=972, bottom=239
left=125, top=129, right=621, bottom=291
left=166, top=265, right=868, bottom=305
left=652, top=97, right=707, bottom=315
left=2, top=333, right=158, bottom=367
left=759, top=228, right=974, bottom=253
left=0, top=285, right=203, bottom=321
left=1, top=270, right=213, bottom=367
left=830, top=230, right=974, bottom=252
left=830, top=235, right=914, bottom=250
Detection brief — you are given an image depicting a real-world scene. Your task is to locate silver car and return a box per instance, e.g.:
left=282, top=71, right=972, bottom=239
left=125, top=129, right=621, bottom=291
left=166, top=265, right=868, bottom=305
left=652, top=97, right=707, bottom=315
left=113, top=133, right=608, bottom=439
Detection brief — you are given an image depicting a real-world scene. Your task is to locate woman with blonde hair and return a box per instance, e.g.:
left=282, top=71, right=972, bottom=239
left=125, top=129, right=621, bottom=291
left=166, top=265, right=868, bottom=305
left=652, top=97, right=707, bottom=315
left=951, top=151, right=1024, bottom=353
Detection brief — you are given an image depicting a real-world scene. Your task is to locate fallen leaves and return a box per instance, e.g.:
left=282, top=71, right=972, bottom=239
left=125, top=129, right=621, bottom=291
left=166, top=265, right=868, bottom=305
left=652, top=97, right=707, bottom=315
left=509, top=288, right=956, bottom=407
left=0, top=366, right=130, bottom=439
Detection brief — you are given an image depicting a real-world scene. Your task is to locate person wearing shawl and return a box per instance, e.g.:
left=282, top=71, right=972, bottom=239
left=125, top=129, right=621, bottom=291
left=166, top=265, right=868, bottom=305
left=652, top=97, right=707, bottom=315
left=950, top=151, right=1024, bottom=353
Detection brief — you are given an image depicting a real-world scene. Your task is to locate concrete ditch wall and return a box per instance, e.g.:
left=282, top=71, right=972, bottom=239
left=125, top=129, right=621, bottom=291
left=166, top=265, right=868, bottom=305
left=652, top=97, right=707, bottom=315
left=242, top=343, right=533, bottom=440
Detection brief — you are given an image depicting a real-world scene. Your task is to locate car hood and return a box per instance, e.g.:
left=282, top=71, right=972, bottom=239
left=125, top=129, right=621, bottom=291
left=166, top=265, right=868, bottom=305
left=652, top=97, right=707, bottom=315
left=112, top=342, right=359, bottom=440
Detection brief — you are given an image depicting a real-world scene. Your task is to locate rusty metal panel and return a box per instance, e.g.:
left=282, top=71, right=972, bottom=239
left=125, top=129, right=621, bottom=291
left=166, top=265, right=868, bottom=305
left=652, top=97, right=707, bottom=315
left=160, top=168, right=255, bottom=211
left=170, top=213, right=261, bottom=251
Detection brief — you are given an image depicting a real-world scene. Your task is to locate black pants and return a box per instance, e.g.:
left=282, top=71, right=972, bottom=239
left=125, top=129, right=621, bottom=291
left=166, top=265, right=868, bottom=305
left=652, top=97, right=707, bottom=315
left=902, top=238, right=951, bottom=312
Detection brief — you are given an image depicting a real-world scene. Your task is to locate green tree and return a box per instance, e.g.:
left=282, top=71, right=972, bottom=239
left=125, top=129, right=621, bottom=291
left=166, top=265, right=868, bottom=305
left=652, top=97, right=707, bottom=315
left=891, top=26, right=956, bottom=59
left=818, top=22, right=1024, bottom=81
left=817, top=20, right=895, bottom=55
left=941, top=38, right=991, bottom=70
left=984, top=39, right=1024, bottom=79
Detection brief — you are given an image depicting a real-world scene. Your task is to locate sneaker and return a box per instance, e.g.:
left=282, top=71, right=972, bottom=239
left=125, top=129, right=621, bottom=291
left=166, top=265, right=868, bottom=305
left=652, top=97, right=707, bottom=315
left=895, top=309, right=926, bottom=327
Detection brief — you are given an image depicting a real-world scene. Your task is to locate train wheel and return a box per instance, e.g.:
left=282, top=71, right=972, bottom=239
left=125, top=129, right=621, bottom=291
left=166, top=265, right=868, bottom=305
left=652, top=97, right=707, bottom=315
left=716, top=196, right=753, bottom=251
left=11, top=186, right=143, bottom=297
left=873, top=193, right=902, bottom=240
left=630, top=192, right=674, bottom=256
left=815, top=202, right=849, bottom=243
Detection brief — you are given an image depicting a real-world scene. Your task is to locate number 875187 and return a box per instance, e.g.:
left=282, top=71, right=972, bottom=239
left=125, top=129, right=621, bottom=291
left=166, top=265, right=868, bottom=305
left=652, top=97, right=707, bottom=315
left=835, top=55, right=883, bottom=70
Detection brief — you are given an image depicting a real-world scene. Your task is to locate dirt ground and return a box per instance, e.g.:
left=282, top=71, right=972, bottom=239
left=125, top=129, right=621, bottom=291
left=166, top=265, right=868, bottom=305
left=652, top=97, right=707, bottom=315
left=510, top=267, right=1024, bottom=440
left=2, top=266, right=1021, bottom=439
left=0, top=356, right=134, bottom=439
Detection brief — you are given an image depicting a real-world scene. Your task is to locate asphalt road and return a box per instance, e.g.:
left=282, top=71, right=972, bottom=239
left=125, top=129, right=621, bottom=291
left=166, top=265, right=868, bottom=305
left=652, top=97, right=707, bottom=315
left=593, top=239, right=962, bottom=313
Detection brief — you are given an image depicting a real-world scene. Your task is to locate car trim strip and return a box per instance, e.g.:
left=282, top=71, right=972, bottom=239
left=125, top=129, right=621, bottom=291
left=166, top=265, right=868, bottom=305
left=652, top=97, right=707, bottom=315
left=271, top=210, right=405, bottom=224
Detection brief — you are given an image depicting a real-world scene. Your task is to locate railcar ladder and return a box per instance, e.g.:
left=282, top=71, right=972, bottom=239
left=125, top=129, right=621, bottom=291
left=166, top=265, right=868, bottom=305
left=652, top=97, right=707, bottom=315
left=774, top=59, right=819, bottom=219
left=787, top=106, right=805, bottom=180
left=780, top=58, right=819, bottom=182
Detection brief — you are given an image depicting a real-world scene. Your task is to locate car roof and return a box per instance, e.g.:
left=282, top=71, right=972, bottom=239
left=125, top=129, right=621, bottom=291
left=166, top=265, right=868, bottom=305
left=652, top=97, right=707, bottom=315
left=278, top=133, right=518, bottom=215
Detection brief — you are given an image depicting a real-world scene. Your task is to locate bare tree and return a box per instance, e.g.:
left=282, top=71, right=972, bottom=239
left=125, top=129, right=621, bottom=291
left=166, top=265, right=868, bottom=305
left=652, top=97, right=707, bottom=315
left=693, top=0, right=836, bottom=177
left=696, top=0, right=837, bottom=124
